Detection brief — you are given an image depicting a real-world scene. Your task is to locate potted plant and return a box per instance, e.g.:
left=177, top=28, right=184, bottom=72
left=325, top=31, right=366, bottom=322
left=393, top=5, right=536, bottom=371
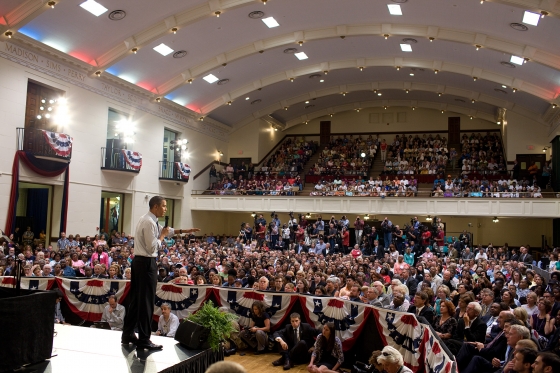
left=186, top=302, right=239, bottom=352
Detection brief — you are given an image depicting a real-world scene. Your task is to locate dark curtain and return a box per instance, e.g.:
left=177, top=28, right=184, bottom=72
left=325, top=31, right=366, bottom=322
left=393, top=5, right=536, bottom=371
left=26, top=189, right=49, bottom=238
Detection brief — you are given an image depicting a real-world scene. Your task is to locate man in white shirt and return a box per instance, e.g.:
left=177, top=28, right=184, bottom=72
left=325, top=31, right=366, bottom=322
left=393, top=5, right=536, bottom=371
left=121, top=196, right=199, bottom=350
left=155, top=303, right=179, bottom=338
left=101, top=295, right=126, bottom=330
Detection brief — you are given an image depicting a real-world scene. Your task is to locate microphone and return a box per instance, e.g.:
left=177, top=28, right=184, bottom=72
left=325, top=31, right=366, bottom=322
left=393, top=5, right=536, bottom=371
left=164, top=216, right=169, bottom=228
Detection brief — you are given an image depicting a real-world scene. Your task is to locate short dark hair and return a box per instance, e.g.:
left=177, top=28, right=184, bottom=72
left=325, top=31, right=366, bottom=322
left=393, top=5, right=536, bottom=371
left=149, top=196, right=165, bottom=209
left=515, top=348, right=538, bottom=366
left=227, top=269, right=237, bottom=277
left=538, top=352, right=560, bottom=373
left=416, top=291, right=428, bottom=302
left=290, top=312, right=301, bottom=320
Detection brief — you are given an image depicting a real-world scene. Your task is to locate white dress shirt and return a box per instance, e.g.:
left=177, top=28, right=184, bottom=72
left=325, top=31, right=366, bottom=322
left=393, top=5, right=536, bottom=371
left=157, top=313, right=180, bottom=337
left=135, top=212, right=175, bottom=257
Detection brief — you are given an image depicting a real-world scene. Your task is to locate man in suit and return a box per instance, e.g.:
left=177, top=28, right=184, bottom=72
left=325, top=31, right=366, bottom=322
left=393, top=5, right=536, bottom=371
left=407, top=291, right=434, bottom=325
left=272, top=313, right=319, bottom=370
left=497, top=325, right=531, bottom=373
left=400, top=268, right=418, bottom=297
left=519, top=246, right=533, bottom=264
left=295, top=240, right=308, bottom=254
left=445, top=301, right=486, bottom=355
left=456, top=311, right=516, bottom=373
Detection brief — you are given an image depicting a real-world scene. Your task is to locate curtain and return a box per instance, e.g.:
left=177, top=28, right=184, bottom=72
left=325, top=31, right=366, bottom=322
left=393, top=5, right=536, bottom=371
left=26, top=189, right=49, bottom=238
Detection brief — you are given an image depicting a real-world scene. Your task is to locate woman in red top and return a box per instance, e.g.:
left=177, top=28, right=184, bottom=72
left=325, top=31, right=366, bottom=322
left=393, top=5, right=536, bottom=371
left=380, top=139, right=388, bottom=161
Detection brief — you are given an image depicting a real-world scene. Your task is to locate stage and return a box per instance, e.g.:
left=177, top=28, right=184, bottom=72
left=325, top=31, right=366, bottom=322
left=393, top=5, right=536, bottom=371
left=17, top=324, right=223, bottom=373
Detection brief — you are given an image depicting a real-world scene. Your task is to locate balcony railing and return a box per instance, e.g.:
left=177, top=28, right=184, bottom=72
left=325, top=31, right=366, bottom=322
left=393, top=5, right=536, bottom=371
left=17, top=127, right=73, bottom=160
left=101, top=147, right=139, bottom=173
left=159, top=161, right=189, bottom=182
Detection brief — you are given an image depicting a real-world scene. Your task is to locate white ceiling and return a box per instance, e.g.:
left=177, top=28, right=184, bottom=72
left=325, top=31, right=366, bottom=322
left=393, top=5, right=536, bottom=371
left=2, top=0, right=559, bottom=129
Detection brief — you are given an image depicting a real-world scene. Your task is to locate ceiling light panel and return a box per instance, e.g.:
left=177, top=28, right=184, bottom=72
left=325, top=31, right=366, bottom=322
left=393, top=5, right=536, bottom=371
left=79, top=0, right=108, bottom=16
left=153, top=43, right=174, bottom=56
left=294, top=52, right=308, bottom=60
left=203, top=74, right=219, bottom=83
left=400, top=44, right=412, bottom=52
left=522, top=11, right=540, bottom=26
left=387, top=4, right=402, bottom=15
left=262, top=17, right=279, bottom=28
left=510, top=55, right=524, bottom=65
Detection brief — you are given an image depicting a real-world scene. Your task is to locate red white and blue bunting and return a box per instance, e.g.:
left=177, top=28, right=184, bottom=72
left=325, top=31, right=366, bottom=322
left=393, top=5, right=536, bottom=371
left=176, top=162, right=191, bottom=180
left=2, top=279, right=454, bottom=373
left=55, top=277, right=130, bottom=321
left=122, top=149, right=143, bottom=171
left=42, top=130, right=73, bottom=158
left=0, top=276, right=55, bottom=290
left=154, top=283, right=211, bottom=321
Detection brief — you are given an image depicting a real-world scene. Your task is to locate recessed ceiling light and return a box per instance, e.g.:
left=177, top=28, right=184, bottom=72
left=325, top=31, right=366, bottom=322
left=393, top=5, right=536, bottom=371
left=409, top=73, right=414, bottom=76
left=502, top=85, right=507, bottom=88
left=203, top=74, right=219, bottom=83
left=400, top=44, right=412, bottom=52
left=245, top=97, right=250, bottom=100
left=262, top=16, right=279, bottom=28
left=153, top=43, right=174, bottom=56
left=305, top=101, right=310, bottom=104
left=377, top=93, right=382, bottom=96
left=522, top=11, right=540, bottom=26
left=387, top=4, right=402, bottom=15
left=510, top=55, right=524, bottom=65
left=319, top=79, right=324, bottom=82
left=294, top=52, right=308, bottom=60
left=79, top=0, right=108, bottom=17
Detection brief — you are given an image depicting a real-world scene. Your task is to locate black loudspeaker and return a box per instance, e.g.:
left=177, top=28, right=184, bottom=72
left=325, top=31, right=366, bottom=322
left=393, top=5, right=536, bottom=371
left=174, top=320, right=211, bottom=350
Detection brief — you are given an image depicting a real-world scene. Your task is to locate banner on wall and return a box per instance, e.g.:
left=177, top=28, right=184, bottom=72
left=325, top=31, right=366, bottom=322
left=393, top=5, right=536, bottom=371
left=153, top=282, right=211, bottom=320
left=122, top=149, right=142, bottom=170
left=42, top=130, right=73, bottom=158
left=175, top=162, right=191, bottom=180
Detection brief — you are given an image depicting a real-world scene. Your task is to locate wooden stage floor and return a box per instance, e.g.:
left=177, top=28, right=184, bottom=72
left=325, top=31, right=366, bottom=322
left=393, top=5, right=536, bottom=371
left=18, top=324, right=219, bottom=373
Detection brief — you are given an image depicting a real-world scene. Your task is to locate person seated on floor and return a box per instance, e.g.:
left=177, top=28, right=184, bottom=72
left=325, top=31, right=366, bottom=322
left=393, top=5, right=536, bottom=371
left=101, top=294, right=126, bottom=330
left=154, top=303, right=179, bottom=338
left=240, top=300, right=270, bottom=354
left=272, top=312, right=320, bottom=370
left=308, top=322, right=343, bottom=373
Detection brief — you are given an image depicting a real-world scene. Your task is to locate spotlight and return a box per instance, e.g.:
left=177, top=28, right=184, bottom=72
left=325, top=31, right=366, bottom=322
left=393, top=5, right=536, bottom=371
left=323, top=70, right=328, bottom=75
left=412, top=107, right=416, bottom=110
left=330, top=113, right=334, bottom=117
left=36, top=115, right=42, bottom=119
left=199, top=116, right=204, bottom=121
left=429, top=37, right=435, bottom=42
left=95, top=71, right=102, bottom=77
left=45, top=113, right=51, bottom=119
left=214, top=11, right=221, bottom=17
left=290, top=77, right=294, bottom=82
left=383, top=34, right=389, bottom=39
left=405, top=89, right=409, bottom=93
left=261, top=0, right=267, bottom=4
left=541, top=10, right=549, bottom=18
left=373, top=89, right=377, bottom=93
left=41, top=99, right=46, bottom=103
left=4, top=31, right=13, bottom=38
left=396, top=66, right=401, bottom=71
left=131, top=47, right=138, bottom=54
left=384, top=106, right=388, bottom=110
left=553, top=104, right=557, bottom=108
left=155, top=97, right=161, bottom=102
left=512, top=88, right=517, bottom=92
left=543, top=147, right=547, bottom=152
left=475, top=44, right=481, bottom=50
left=469, top=116, right=473, bottom=120
left=441, top=110, right=444, bottom=113
left=359, top=66, right=364, bottom=71
left=341, top=92, right=346, bottom=96
left=434, top=69, right=439, bottom=74
left=40, top=106, right=44, bottom=111
left=426, top=216, right=432, bottom=221
left=524, top=58, right=530, bottom=64
left=171, top=27, right=178, bottom=34
left=284, top=106, right=288, bottom=110
left=49, top=99, right=54, bottom=104
left=473, top=76, right=478, bottom=81
left=47, top=1, right=56, bottom=8
left=438, top=92, right=442, bottom=96
left=187, top=79, right=193, bottom=84
left=492, top=217, right=499, bottom=223
left=227, top=101, right=232, bottom=105
left=356, top=109, right=360, bottom=112
left=471, top=99, right=475, bottom=103
left=298, top=41, right=303, bottom=46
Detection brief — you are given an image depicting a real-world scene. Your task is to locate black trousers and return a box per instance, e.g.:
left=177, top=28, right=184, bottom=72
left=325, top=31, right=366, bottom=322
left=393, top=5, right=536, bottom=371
left=279, top=340, right=311, bottom=364
left=122, top=256, right=157, bottom=343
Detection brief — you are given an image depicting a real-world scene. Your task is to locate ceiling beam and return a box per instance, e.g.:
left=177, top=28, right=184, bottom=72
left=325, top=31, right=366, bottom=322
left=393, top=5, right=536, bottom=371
left=156, top=23, right=560, bottom=96
left=0, top=0, right=63, bottom=35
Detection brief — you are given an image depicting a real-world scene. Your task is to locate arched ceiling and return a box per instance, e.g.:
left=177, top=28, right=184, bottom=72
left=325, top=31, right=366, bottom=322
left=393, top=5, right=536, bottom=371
left=2, top=0, right=559, bottom=130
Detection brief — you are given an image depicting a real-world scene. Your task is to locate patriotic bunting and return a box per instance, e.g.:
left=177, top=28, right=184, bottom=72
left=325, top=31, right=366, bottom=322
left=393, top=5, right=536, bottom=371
left=55, top=277, right=131, bottom=321
left=153, top=283, right=211, bottom=321
left=2, top=278, right=454, bottom=373
left=0, top=276, right=55, bottom=290
left=122, top=149, right=143, bottom=170
left=42, top=130, right=73, bottom=157
left=176, top=162, right=191, bottom=180
left=216, top=288, right=297, bottom=330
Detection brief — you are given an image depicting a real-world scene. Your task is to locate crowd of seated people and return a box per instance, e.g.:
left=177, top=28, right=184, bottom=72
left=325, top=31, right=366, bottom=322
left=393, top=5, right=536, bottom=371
left=380, top=134, right=450, bottom=175
left=212, top=175, right=304, bottom=195
left=309, top=175, right=418, bottom=197
left=209, top=137, right=317, bottom=192
left=4, top=213, right=560, bottom=370
left=307, top=135, right=376, bottom=177
left=458, top=132, right=507, bottom=174
left=431, top=174, right=544, bottom=198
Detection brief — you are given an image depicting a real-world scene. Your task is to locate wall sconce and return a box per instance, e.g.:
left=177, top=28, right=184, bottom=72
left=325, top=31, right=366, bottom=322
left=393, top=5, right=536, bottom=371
left=251, top=212, right=256, bottom=218
left=492, top=217, right=499, bottom=223
left=218, top=150, right=224, bottom=157
left=543, top=147, right=548, bottom=153
left=364, top=214, right=370, bottom=220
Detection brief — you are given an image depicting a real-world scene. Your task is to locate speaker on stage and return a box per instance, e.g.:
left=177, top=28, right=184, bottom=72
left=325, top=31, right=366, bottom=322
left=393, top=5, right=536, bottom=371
left=174, top=320, right=210, bottom=350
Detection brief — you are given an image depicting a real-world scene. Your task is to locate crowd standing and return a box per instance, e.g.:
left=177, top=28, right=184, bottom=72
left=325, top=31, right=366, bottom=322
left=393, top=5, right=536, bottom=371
left=2, top=211, right=560, bottom=372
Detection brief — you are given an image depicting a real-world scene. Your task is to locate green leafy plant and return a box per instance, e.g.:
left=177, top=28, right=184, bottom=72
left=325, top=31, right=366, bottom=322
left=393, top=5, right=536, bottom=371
left=187, top=302, right=239, bottom=351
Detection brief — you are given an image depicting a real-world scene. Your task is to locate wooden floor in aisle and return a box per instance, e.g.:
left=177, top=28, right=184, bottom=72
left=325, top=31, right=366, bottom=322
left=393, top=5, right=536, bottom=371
left=225, top=351, right=310, bottom=373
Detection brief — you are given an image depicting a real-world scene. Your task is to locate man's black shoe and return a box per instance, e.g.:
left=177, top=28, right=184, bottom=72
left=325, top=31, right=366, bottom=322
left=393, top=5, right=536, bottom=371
left=283, top=358, right=293, bottom=370
left=121, top=335, right=138, bottom=345
left=224, top=348, right=237, bottom=356
left=136, top=342, right=163, bottom=350
left=272, top=357, right=285, bottom=366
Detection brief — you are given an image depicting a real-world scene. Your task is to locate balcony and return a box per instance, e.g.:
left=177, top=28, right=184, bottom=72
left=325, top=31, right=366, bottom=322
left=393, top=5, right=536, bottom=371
left=17, top=127, right=72, bottom=160
left=159, top=161, right=190, bottom=183
left=101, top=147, right=140, bottom=174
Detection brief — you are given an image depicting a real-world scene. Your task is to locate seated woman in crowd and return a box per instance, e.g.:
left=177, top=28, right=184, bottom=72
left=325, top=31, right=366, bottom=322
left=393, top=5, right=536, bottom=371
left=308, top=322, right=343, bottom=373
